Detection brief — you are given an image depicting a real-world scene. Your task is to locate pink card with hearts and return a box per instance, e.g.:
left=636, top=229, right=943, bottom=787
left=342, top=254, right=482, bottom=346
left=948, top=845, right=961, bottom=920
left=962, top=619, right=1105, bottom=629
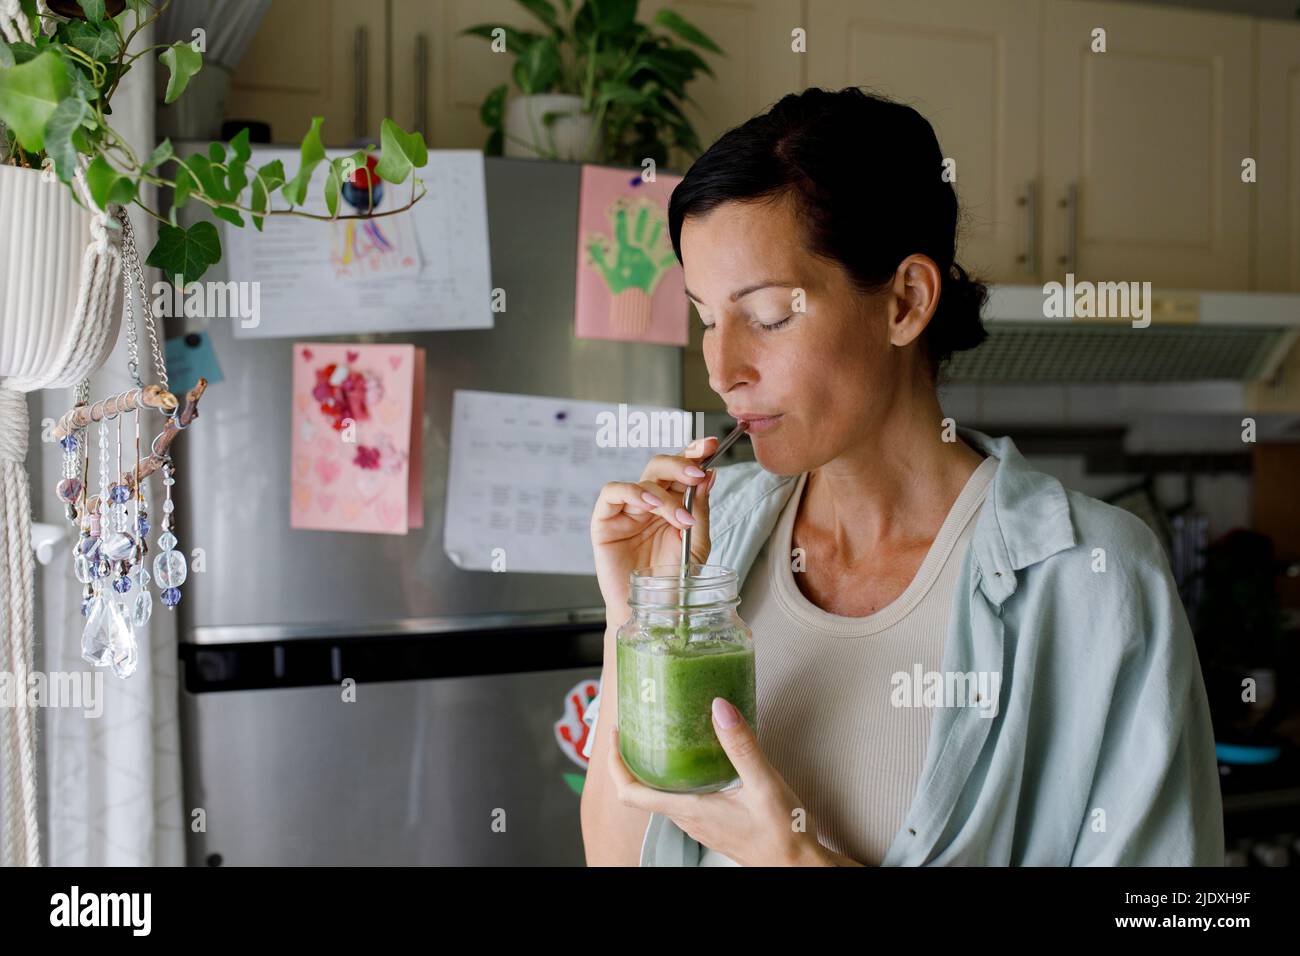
left=290, top=343, right=424, bottom=534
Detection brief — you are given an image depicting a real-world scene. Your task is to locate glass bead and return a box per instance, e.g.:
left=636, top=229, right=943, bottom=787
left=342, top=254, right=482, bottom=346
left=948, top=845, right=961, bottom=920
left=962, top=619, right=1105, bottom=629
left=154, top=549, right=188, bottom=588
left=80, top=597, right=93, bottom=617
left=109, top=483, right=131, bottom=504
left=81, top=597, right=123, bottom=666
left=112, top=575, right=131, bottom=594
left=56, top=477, right=82, bottom=503
left=74, top=554, right=93, bottom=584
left=131, top=565, right=151, bottom=589
left=110, top=624, right=138, bottom=679
left=131, top=589, right=153, bottom=628
left=101, top=531, right=135, bottom=561
left=162, top=498, right=175, bottom=514
left=161, top=587, right=182, bottom=608
left=137, top=514, right=151, bottom=537
left=60, top=435, right=78, bottom=452
left=157, top=531, right=177, bottom=551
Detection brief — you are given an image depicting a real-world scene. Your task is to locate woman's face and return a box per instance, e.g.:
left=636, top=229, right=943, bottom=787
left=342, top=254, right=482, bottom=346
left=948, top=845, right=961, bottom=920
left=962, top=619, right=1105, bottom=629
left=680, top=193, right=933, bottom=476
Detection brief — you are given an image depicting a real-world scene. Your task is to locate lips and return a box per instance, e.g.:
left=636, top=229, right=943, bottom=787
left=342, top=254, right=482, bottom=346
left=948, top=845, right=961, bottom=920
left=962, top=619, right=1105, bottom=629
left=728, top=411, right=783, bottom=434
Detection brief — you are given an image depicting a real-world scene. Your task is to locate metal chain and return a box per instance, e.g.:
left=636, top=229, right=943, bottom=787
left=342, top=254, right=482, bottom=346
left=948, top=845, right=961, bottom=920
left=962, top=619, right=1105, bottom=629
left=122, top=246, right=142, bottom=389
left=119, top=213, right=170, bottom=393
left=67, top=212, right=172, bottom=458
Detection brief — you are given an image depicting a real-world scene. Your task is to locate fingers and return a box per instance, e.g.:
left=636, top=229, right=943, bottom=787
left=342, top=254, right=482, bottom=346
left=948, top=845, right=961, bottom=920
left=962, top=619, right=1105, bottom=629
left=640, top=449, right=712, bottom=491
left=632, top=480, right=698, bottom=530
left=711, top=697, right=774, bottom=792
left=682, top=435, right=718, bottom=460
left=593, top=480, right=697, bottom=531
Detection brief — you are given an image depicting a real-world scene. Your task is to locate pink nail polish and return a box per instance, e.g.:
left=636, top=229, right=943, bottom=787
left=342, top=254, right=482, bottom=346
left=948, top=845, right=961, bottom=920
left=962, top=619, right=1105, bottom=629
left=675, top=508, right=696, bottom=526
left=642, top=492, right=663, bottom=507
left=713, top=697, right=740, bottom=728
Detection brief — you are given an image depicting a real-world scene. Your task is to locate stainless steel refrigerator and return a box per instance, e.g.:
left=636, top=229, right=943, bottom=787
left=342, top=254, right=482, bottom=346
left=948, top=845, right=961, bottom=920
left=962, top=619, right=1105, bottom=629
left=174, top=155, right=682, bottom=865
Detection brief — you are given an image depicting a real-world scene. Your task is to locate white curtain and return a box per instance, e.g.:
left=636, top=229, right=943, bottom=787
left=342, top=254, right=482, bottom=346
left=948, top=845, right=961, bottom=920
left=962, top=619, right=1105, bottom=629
left=33, top=17, right=185, bottom=867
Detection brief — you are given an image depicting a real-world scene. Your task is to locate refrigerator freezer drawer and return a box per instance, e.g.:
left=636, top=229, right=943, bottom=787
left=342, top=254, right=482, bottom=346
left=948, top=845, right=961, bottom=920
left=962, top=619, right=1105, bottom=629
left=180, top=626, right=603, bottom=865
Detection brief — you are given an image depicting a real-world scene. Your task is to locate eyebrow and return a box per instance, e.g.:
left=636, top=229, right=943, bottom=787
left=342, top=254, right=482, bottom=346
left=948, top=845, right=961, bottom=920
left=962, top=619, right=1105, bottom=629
left=684, top=280, right=798, bottom=305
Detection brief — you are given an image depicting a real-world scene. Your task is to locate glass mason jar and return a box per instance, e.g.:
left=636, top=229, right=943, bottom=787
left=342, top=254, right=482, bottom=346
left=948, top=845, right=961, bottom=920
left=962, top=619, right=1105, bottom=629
left=616, top=563, right=757, bottom=793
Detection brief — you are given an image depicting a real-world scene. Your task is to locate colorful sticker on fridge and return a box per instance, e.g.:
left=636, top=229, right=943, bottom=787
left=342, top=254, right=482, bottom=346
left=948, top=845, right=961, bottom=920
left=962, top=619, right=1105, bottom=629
left=290, top=343, right=424, bottom=535
left=555, top=677, right=600, bottom=792
left=575, top=164, right=687, bottom=346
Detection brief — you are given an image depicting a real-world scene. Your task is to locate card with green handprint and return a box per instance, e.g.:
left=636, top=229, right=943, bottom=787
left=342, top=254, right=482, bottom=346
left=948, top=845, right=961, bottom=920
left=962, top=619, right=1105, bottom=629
left=575, top=164, right=687, bottom=346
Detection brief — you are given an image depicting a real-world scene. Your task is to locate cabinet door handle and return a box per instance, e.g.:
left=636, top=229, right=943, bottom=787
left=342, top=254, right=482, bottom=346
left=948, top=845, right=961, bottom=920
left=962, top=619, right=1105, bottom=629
left=1016, top=180, right=1038, bottom=275
left=415, top=32, right=429, bottom=139
left=354, top=26, right=368, bottom=140
left=1058, top=182, right=1078, bottom=275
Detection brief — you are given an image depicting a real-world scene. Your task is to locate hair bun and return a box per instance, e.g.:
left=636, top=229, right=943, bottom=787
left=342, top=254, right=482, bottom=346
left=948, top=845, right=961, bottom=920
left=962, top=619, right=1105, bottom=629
left=930, top=262, right=989, bottom=361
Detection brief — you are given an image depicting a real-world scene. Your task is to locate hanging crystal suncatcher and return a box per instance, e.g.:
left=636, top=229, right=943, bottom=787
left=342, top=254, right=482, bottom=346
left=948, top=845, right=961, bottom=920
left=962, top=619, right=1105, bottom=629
left=51, top=214, right=209, bottom=680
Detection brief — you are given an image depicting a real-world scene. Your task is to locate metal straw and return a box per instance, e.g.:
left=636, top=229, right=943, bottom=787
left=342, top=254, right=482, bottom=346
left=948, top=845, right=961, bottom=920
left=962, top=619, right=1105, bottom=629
left=677, top=420, right=749, bottom=630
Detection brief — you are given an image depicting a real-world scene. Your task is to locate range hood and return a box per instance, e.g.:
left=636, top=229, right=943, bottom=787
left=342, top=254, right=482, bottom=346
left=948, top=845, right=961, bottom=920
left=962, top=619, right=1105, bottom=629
left=948, top=285, right=1300, bottom=385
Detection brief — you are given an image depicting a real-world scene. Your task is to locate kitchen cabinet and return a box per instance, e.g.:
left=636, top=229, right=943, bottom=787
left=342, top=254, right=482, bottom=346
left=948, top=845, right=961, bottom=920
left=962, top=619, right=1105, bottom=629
left=805, top=0, right=1254, bottom=290
left=1042, top=0, right=1253, bottom=290
left=1256, top=19, right=1300, bottom=292
left=805, top=0, right=1042, bottom=287
left=224, top=0, right=387, bottom=147
left=389, top=0, right=535, bottom=152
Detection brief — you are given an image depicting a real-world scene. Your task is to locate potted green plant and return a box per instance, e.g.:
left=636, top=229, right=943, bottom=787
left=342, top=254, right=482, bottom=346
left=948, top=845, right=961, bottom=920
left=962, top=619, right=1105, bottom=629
left=462, top=0, right=721, bottom=167
left=0, top=0, right=430, bottom=288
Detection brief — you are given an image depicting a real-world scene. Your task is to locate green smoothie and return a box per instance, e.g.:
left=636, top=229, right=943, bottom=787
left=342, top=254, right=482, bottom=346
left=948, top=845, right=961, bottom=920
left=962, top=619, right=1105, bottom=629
left=617, top=630, right=757, bottom=793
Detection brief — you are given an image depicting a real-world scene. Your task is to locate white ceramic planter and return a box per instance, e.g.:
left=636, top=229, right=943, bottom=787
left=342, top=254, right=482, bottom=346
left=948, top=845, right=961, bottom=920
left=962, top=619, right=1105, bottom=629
left=0, top=164, right=115, bottom=384
left=504, top=93, right=602, bottom=161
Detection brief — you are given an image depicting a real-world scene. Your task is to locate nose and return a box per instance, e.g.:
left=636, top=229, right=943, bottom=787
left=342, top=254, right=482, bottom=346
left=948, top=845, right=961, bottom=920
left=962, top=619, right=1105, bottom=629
left=705, top=317, right=755, bottom=398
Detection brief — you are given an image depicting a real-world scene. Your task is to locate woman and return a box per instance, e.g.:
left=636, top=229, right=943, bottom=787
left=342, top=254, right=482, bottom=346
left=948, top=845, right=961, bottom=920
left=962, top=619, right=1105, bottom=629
left=578, top=87, right=1223, bottom=867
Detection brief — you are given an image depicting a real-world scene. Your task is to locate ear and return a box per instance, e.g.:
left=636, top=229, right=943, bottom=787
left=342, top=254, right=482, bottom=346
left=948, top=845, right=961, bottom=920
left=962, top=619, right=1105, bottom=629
left=888, top=255, right=942, bottom=349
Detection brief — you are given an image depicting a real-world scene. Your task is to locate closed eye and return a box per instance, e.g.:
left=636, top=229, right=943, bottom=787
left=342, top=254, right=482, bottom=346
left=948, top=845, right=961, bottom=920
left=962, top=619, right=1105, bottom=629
left=700, top=314, right=795, bottom=332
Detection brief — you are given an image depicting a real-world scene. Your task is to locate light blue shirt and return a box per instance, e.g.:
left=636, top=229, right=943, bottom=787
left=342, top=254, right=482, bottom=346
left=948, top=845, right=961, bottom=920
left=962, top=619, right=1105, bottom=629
left=583, top=429, right=1225, bottom=866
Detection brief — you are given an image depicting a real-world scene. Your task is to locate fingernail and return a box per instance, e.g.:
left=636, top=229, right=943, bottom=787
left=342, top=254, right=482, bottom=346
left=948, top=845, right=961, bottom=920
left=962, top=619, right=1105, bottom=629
left=675, top=508, right=696, bottom=526
left=712, top=697, right=740, bottom=728
left=683, top=465, right=706, bottom=478
left=641, top=492, right=663, bottom=507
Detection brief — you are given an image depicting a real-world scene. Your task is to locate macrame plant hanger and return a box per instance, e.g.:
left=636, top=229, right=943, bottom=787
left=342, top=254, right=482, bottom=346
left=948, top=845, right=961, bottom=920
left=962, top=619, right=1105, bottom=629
left=0, top=156, right=206, bottom=867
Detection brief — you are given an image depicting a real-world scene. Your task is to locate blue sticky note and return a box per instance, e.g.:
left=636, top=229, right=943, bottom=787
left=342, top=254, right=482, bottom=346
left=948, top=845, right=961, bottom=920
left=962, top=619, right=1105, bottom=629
left=165, top=331, right=224, bottom=393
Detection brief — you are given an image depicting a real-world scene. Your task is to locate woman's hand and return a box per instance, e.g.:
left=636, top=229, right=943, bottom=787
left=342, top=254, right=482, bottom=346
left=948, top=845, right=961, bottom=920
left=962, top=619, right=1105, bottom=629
left=590, top=436, right=720, bottom=615
left=609, top=697, right=846, bottom=866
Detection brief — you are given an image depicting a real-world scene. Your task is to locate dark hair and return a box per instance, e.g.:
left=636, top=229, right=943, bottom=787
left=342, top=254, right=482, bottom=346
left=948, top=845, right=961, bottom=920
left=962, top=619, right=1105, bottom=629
left=668, top=86, right=988, bottom=374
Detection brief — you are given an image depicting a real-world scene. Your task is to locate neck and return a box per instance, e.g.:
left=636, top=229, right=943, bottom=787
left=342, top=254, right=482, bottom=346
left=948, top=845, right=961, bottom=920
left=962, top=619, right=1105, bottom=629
left=798, top=379, right=983, bottom=562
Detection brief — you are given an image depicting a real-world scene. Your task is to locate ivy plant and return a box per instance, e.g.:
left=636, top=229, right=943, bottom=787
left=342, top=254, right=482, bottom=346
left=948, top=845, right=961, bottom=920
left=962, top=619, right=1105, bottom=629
left=0, top=0, right=428, bottom=283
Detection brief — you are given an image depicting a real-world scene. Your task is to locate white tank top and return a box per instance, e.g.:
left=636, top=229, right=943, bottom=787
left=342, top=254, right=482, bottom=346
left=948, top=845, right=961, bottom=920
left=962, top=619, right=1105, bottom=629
left=698, top=456, right=997, bottom=866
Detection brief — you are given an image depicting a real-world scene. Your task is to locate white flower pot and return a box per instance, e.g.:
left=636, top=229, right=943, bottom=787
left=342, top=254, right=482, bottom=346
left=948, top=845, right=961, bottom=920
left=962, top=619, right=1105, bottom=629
left=504, top=93, right=601, bottom=161
left=0, top=164, right=115, bottom=385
